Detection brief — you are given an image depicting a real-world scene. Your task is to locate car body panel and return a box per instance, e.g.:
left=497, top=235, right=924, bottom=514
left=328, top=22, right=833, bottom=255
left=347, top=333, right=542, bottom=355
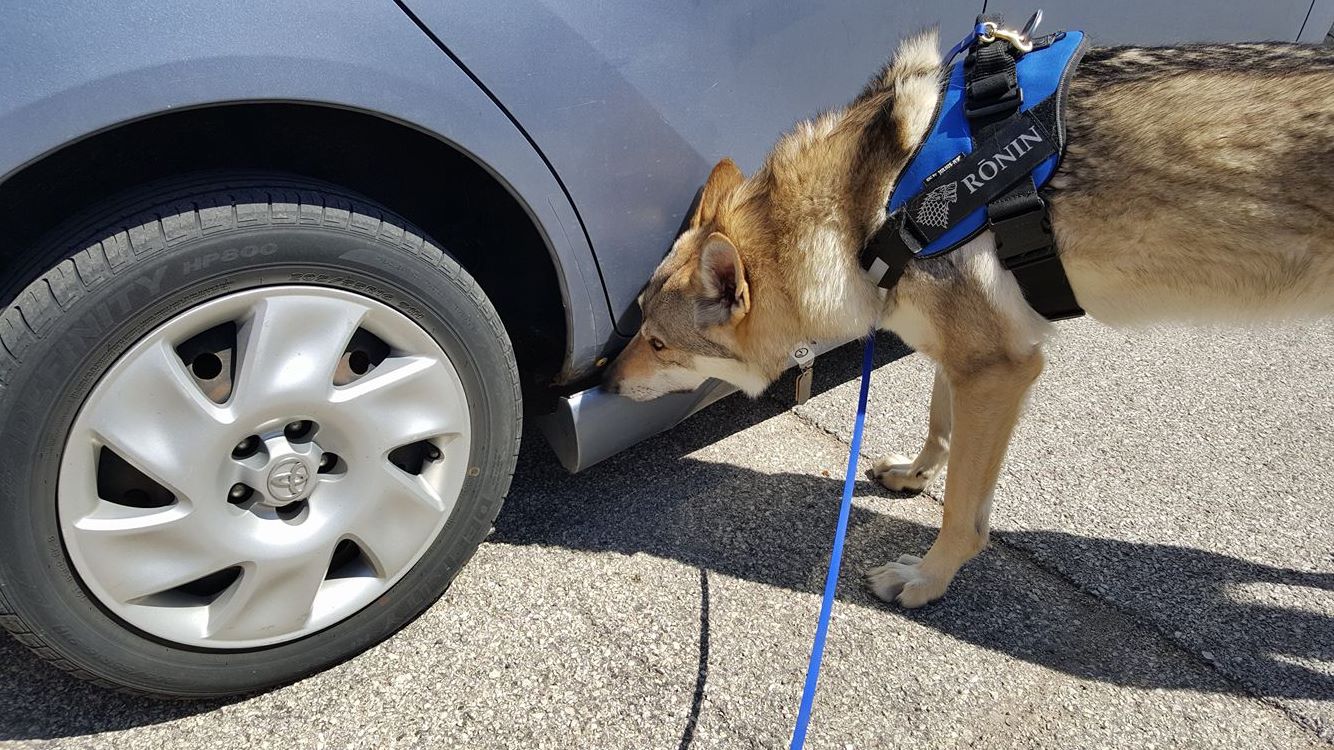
left=401, top=0, right=1326, bottom=470
left=0, top=0, right=615, bottom=380
left=403, top=0, right=1326, bottom=338
left=1, top=0, right=1330, bottom=471
left=403, top=0, right=986, bottom=334
left=1299, top=0, right=1334, bottom=43
left=990, top=1, right=1323, bottom=45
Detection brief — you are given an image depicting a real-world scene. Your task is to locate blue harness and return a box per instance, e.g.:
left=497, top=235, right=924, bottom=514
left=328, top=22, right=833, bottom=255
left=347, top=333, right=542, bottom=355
left=791, top=16, right=1086, bottom=750
left=860, top=17, right=1088, bottom=319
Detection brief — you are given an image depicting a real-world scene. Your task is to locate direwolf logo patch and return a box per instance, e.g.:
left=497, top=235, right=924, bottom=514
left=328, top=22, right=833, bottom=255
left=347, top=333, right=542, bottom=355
left=915, top=182, right=958, bottom=229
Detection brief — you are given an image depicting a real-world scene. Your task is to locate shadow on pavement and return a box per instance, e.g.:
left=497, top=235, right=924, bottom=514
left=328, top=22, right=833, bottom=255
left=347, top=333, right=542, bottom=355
left=0, top=643, right=233, bottom=740
left=493, top=336, right=1333, bottom=705
left=0, top=334, right=1326, bottom=742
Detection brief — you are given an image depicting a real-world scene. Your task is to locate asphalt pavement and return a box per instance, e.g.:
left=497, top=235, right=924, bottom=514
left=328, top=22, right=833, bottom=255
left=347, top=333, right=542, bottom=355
left=0, top=317, right=1330, bottom=749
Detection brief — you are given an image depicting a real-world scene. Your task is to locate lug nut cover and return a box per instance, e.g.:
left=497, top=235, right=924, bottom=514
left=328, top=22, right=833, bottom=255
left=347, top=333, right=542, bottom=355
left=232, top=436, right=259, bottom=458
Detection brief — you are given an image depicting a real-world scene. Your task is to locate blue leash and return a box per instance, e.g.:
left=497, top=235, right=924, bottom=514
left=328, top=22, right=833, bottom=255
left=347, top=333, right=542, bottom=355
left=789, top=336, right=875, bottom=749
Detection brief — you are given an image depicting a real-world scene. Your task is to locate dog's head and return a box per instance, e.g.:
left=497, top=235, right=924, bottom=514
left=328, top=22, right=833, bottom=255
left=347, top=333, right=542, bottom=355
left=603, top=158, right=778, bottom=401
left=604, top=31, right=944, bottom=401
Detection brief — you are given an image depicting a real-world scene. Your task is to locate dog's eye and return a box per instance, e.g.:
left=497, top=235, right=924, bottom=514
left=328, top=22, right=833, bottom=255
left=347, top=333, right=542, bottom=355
left=649, top=337, right=665, bottom=351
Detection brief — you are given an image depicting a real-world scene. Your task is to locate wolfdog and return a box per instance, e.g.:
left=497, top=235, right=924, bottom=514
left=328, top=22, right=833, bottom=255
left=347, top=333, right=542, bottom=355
left=604, top=31, right=1334, bottom=607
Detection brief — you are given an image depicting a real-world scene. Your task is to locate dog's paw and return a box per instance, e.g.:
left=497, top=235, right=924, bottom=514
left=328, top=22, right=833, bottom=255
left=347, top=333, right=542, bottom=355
left=870, top=454, right=936, bottom=493
left=865, top=554, right=948, bottom=608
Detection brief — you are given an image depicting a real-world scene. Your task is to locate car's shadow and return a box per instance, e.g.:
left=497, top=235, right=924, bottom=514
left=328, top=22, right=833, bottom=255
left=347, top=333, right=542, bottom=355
left=0, top=336, right=1328, bottom=741
left=0, top=341, right=896, bottom=740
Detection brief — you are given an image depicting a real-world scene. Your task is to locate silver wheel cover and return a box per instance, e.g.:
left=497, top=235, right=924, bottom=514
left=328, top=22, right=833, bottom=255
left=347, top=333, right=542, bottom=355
left=58, top=286, right=471, bottom=648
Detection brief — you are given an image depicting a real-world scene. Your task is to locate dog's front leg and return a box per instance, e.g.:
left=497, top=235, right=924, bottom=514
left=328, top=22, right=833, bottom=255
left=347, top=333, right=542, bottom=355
left=868, top=348, right=1043, bottom=607
left=871, top=365, right=951, bottom=492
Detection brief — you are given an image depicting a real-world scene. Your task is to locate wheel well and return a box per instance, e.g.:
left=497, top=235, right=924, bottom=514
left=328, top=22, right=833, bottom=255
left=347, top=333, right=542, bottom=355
left=0, top=103, right=568, bottom=406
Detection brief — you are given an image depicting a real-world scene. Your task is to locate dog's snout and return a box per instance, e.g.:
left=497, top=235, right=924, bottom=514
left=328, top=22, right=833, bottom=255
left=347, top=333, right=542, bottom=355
left=602, top=361, right=624, bottom=395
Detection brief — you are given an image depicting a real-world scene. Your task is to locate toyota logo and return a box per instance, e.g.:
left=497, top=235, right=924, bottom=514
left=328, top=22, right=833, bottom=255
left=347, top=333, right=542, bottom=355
left=267, top=458, right=310, bottom=501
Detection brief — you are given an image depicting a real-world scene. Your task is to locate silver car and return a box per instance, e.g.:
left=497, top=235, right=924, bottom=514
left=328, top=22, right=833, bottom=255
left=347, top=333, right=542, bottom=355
left=0, top=0, right=1329, bottom=696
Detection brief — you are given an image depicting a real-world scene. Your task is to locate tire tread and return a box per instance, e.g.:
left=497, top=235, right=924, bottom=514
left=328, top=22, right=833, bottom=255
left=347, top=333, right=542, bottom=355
left=0, top=180, right=523, bottom=697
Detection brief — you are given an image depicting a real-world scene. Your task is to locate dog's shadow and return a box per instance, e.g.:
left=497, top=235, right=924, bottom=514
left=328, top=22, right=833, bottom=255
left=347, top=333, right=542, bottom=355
left=489, top=336, right=1332, bottom=707
left=495, top=435, right=1332, bottom=702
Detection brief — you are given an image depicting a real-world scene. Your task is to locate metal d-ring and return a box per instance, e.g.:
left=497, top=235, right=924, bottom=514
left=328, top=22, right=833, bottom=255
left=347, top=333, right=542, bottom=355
left=978, top=21, right=1035, bottom=53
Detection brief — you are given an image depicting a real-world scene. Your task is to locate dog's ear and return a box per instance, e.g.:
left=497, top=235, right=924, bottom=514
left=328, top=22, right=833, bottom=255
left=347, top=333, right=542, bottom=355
left=696, top=232, right=750, bottom=326
left=691, top=158, right=745, bottom=229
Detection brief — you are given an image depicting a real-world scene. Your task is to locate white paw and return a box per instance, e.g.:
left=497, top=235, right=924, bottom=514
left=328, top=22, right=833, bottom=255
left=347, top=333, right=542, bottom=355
left=870, top=454, right=936, bottom=493
left=865, top=554, right=947, bottom=608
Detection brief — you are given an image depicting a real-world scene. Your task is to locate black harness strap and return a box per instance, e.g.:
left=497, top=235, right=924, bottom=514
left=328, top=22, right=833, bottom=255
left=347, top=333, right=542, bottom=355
left=964, top=17, right=1083, bottom=320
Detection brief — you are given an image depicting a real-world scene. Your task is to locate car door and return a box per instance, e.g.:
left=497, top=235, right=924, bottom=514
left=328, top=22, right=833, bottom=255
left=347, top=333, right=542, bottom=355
left=401, top=0, right=1329, bottom=336
left=988, top=1, right=1330, bottom=45
left=399, top=0, right=981, bottom=334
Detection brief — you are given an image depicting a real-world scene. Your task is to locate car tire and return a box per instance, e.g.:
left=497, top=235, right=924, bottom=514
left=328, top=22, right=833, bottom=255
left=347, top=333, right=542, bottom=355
left=0, top=175, right=521, bottom=697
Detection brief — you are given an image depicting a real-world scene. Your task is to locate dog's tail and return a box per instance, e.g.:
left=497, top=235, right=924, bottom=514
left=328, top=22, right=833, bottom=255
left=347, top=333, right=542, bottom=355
left=855, top=29, right=942, bottom=104
left=845, top=28, right=944, bottom=177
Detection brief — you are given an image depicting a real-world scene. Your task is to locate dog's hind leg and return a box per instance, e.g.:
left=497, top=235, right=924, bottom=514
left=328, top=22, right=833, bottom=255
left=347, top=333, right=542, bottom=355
left=870, top=365, right=951, bottom=493
left=867, top=347, right=1043, bottom=607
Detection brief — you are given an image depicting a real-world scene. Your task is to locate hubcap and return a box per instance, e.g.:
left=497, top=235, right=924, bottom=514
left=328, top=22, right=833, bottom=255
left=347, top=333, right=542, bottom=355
left=57, top=287, right=472, bottom=648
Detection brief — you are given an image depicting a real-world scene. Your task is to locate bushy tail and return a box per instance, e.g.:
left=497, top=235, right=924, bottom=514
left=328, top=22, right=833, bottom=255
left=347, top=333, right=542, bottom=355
left=855, top=29, right=942, bottom=103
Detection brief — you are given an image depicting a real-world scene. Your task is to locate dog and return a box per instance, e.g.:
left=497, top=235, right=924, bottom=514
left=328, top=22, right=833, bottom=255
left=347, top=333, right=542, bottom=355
left=603, top=31, right=1334, bottom=608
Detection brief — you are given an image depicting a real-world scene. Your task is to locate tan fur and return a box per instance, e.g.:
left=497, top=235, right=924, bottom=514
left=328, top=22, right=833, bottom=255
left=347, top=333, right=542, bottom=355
left=605, top=32, right=1334, bottom=606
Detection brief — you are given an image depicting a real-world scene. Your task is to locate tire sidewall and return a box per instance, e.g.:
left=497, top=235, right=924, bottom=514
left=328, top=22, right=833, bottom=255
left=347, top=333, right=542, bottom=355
left=0, top=222, right=517, bottom=696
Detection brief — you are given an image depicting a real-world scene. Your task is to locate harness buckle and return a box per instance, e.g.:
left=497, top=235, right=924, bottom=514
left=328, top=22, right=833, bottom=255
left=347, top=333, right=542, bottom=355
left=989, top=193, right=1055, bottom=267
left=964, top=85, right=1023, bottom=120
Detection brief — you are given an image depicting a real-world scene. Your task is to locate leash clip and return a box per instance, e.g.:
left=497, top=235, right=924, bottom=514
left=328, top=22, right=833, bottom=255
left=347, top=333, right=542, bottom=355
left=945, top=9, right=1042, bottom=63
left=978, top=21, right=1035, bottom=53
left=792, top=342, right=816, bottom=405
